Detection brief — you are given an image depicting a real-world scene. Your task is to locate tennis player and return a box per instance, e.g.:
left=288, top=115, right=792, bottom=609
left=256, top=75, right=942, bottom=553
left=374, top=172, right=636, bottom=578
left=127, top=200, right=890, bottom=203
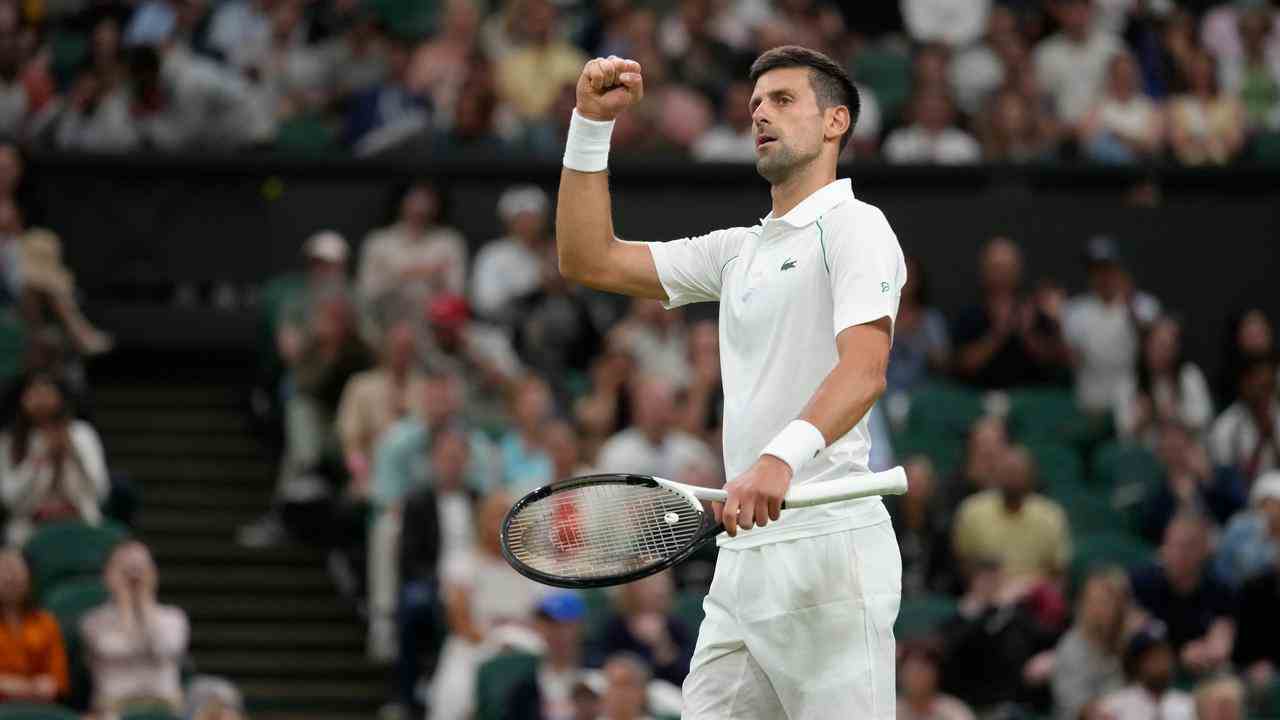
left=556, top=45, right=906, bottom=719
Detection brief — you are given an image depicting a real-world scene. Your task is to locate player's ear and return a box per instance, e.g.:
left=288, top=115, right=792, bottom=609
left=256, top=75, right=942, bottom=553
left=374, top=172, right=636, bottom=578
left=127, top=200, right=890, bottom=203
left=825, top=105, right=851, bottom=145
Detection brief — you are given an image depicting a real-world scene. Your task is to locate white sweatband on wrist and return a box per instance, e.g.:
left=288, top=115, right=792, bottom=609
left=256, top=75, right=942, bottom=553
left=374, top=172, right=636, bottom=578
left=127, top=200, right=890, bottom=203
left=563, top=108, right=615, bottom=172
left=760, top=420, right=826, bottom=478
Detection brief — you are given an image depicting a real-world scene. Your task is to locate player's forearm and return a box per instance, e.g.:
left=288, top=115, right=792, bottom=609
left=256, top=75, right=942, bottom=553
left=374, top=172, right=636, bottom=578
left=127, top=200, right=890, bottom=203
left=800, top=354, right=887, bottom=446
left=556, top=166, right=616, bottom=284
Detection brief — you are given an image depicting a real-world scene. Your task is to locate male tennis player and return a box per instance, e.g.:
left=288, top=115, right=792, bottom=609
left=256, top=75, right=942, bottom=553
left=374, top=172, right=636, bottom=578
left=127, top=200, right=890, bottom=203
left=556, top=46, right=906, bottom=719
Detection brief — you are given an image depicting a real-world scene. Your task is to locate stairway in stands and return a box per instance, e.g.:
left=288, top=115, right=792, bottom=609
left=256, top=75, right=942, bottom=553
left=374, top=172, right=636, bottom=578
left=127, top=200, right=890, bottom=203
left=92, top=359, right=386, bottom=720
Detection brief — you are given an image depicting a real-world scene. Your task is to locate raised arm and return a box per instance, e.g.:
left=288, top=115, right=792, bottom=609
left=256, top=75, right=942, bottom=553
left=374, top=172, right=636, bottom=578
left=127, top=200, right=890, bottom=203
left=556, top=56, right=667, bottom=300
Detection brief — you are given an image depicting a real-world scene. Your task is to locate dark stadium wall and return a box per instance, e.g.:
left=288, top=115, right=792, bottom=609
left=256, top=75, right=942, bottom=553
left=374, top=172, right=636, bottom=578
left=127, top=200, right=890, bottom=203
left=28, top=156, right=1280, bottom=379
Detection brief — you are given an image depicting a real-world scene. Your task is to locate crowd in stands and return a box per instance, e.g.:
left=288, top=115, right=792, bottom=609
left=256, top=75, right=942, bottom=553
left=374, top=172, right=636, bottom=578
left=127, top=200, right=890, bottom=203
left=0, top=0, right=1274, bottom=163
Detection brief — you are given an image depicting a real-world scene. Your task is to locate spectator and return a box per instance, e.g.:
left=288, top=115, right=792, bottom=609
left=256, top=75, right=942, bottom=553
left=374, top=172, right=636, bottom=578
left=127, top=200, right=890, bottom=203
left=674, top=320, right=723, bottom=446
left=471, top=185, right=552, bottom=323
left=574, top=342, right=635, bottom=463
left=1034, top=0, right=1122, bottom=127
left=428, top=60, right=511, bottom=157
left=406, top=0, right=483, bottom=119
left=343, top=36, right=430, bottom=156
left=357, top=183, right=467, bottom=334
left=1216, top=308, right=1273, bottom=406
left=1116, top=315, right=1214, bottom=444
left=1193, top=674, right=1246, bottom=720
left=979, top=86, right=1056, bottom=162
left=1063, top=235, right=1162, bottom=416
left=205, top=0, right=273, bottom=65
left=952, top=237, right=1072, bottom=389
left=0, top=548, right=68, bottom=703
left=1124, top=5, right=1198, bottom=100
left=16, top=228, right=114, bottom=357
left=82, top=540, right=190, bottom=716
left=1209, top=353, right=1280, bottom=483
left=0, top=372, right=108, bottom=545
left=64, top=16, right=127, bottom=131
left=1168, top=50, right=1247, bottom=165
left=1078, top=52, right=1165, bottom=164
left=693, top=80, right=756, bottom=162
left=1097, top=621, right=1195, bottom=720
left=887, top=256, right=950, bottom=400
left=657, top=0, right=741, bottom=97
left=882, top=87, right=981, bottom=164
left=897, top=645, right=975, bottom=720
left=952, top=445, right=1072, bottom=590
left=499, top=376, right=556, bottom=494
left=596, top=375, right=714, bottom=481
left=892, top=456, right=957, bottom=597
left=239, top=0, right=330, bottom=125
left=612, top=299, right=690, bottom=383
left=941, top=414, right=1010, bottom=514
left=589, top=571, right=693, bottom=686
left=949, top=5, right=1024, bottom=116
left=1051, top=567, right=1131, bottom=720
left=427, top=491, right=548, bottom=720
left=505, top=592, right=590, bottom=720
left=185, top=676, right=247, bottom=720
left=901, top=0, right=991, bottom=48
left=1130, top=513, right=1236, bottom=675
left=495, top=0, right=587, bottom=123
left=596, top=653, right=653, bottom=720
left=511, top=248, right=604, bottom=401
left=420, top=294, right=524, bottom=428
left=334, top=320, right=425, bottom=499
left=1213, top=471, right=1280, bottom=589
left=0, top=30, right=55, bottom=143
left=1138, top=421, right=1246, bottom=544
left=318, top=11, right=388, bottom=102
left=1216, top=6, right=1280, bottom=133
left=1234, top=530, right=1280, bottom=695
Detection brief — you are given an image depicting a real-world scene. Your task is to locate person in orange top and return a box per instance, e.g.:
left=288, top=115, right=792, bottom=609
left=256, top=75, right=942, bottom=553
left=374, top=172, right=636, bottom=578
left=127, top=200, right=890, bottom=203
left=0, top=547, right=69, bottom=702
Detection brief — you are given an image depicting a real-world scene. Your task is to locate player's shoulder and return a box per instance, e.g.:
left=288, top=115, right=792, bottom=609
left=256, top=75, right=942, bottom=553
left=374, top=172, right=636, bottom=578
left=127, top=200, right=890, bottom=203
left=817, top=197, right=899, bottom=249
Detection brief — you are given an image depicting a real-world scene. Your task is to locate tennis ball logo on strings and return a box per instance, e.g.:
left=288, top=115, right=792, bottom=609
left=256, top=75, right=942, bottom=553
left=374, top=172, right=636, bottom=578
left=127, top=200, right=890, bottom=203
left=664, top=511, right=680, bottom=525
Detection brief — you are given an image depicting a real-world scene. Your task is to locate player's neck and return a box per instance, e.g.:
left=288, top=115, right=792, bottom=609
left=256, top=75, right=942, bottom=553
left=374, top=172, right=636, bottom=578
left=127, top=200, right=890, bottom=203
left=769, top=161, right=837, bottom=219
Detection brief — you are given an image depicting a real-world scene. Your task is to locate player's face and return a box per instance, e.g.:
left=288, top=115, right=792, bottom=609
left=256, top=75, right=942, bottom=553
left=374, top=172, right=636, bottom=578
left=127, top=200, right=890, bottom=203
left=750, top=67, right=825, bottom=184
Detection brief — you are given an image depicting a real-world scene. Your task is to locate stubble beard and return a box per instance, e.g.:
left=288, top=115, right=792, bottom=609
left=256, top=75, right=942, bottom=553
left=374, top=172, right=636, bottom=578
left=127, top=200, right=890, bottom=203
left=755, top=140, right=819, bottom=186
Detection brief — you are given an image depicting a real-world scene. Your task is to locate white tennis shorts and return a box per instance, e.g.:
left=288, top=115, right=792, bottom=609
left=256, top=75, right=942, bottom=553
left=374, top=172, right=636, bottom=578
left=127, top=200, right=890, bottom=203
left=682, top=512, right=902, bottom=720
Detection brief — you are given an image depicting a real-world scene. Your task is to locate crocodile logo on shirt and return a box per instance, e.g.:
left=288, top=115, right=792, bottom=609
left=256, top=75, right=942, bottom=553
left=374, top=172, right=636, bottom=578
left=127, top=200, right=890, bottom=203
left=780, top=258, right=797, bottom=271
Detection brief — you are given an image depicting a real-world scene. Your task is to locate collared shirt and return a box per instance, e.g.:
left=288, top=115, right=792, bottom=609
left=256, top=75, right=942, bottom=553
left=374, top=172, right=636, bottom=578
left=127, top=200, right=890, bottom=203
left=649, top=178, right=907, bottom=549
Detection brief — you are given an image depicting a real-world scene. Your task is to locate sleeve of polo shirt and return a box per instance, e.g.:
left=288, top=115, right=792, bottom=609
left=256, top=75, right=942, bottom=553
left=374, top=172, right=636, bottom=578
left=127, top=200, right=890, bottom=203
left=647, top=228, right=746, bottom=308
left=826, top=208, right=906, bottom=338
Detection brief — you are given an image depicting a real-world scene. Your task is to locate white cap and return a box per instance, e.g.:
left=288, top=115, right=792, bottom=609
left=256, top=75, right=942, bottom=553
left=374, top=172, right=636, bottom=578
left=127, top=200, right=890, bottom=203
left=304, top=230, right=349, bottom=263
left=497, top=185, right=548, bottom=223
left=1252, top=471, right=1280, bottom=505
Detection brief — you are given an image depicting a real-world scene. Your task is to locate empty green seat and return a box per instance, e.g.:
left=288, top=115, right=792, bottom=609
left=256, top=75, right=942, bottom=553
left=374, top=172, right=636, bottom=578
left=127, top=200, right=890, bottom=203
left=26, top=521, right=126, bottom=602
left=44, top=578, right=108, bottom=712
left=852, top=48, right=911, bottom=126
left=1026, top=442, right=1086, bottom=498
left=475, top=651, right=539, bottom=720
left=1008, top=388, right=1089, bottom=445
left=0, top=313, right=25, bottom=387
left=1069, top=531, right=1153, bottom=597
left=895, top=593, right=958, bottom=642
left=0, top=704, right=81, bottom=720
left=893, top=428, right=964, bottom=479
left=674, top=589, right=706, bottom=633
left=905, top=383, right=985, bottom=440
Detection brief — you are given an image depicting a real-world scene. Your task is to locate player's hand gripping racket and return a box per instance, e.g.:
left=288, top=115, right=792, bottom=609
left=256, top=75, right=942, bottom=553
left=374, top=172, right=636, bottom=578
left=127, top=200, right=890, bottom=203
left=500, top=467, right=907, bottom=588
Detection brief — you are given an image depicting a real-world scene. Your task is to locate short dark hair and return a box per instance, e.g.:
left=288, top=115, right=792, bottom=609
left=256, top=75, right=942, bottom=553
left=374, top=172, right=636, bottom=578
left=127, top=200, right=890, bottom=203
left=748, top=45, right=859, bottom=151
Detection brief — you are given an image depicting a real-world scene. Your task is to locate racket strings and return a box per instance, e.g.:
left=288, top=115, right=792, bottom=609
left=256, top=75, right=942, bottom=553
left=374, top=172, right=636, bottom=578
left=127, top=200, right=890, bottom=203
left=506, top=483, right=705, bottom=580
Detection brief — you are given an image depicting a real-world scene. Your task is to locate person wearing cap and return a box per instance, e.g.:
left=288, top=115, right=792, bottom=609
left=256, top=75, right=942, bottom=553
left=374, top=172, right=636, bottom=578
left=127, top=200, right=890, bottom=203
left=506, top=592, right=590, bottom=720
left=1213, top=471, right=1280, bottom=588
left=1097, top=621, right=1195, bottom=720
left=471, top=184, right=552, bottom=323
left=418, top=292, right=524, bottom=429
left=267, top=230, right=351, bottom=376
left=357, top=182, right=467, bottom=338
left=1062, top=234, right=1162, bottom=415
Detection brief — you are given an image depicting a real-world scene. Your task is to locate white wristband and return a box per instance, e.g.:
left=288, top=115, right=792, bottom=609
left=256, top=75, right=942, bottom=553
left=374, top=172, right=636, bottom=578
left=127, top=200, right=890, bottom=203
left=563, top=108, right=615, bottom=173
left=760, top=420, right=826, bottom=478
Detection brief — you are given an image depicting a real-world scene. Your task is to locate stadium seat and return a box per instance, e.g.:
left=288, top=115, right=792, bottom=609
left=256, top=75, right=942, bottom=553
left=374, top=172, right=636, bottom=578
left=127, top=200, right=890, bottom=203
left=474, top=651, right=539, bottom=720
left=120, top=710, right=182, bottom=720
left=892, top=427, right=964, bottom=479
left=43, top=577, right=109, bottom=712
left=1025, top=442, right=1087, bottom=498
left=0, top=313, right=26, bottom=387
left=851, top=48, right=912, bottom=125
left=0, top=704, right=80, bottom=720
left=894, top=593, right=958, bottom=642
left=1007, top=388, right=1103, bottom=450
left=904, top=383, right=985, bottom=440
left=1068, top=531, right=1153, bottom=597
left=274, top=113, right=340, bottom=153
left=1092, top=441, right=1164, bottom=491
left=674, top=589, right=707, bottom=632
left=26, top=521, right=127, bottom=602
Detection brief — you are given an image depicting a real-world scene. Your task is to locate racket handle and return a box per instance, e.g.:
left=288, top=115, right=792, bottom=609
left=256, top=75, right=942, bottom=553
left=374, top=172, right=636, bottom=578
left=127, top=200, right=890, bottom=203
left=680, top=466, right=908, bottom=508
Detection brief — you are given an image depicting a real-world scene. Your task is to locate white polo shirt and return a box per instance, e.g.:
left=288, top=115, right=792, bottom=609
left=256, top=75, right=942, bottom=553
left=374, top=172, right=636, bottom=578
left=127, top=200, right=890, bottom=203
left=648, top=178, right=907, bottom=549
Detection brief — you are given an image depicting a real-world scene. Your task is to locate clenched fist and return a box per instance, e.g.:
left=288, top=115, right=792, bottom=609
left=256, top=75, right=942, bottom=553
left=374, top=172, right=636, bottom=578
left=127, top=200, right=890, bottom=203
left=576, top=55, right=644, bottom=121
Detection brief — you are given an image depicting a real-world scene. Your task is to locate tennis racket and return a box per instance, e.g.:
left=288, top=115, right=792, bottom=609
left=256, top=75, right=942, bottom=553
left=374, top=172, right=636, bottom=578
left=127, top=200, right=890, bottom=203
left=500, top=466, right=907, bottom=589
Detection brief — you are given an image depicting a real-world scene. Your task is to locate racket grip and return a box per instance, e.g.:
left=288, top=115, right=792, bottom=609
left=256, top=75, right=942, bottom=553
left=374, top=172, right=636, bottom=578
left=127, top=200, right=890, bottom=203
left=779, top=466, right=908, bottom=509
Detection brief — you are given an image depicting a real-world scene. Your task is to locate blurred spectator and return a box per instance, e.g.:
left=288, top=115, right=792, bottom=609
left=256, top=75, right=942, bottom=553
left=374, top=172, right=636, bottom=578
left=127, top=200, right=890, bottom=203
left=343, top=36, right=430, bottom=155
left=1121, top=3, right=1195, bottom=100
left=674, top=320, right=723, bottom=444
left=1213, top=470, right=1280, bottom=589
left=892, top=456, right=957, bottom=597
left=511, top=247, right=604, bottom=399
left=574, top=342, right=635, bottom=462
left=652, top=85, right=716, bottom=158
left=1216, top=308, right=1274, bottom=406
left=887, top=256, right=950, bottom=399
left=897, top=645, right=975, bottom=720
left=495, top=0, right=586, bottom=123
left=318, top=11, right=388, bottom=102
left=260, top=230, right=350, bottom=392
left=427, top=491, right=548, bottom=720
left=662, top=3, right=744, bottom=118
left=1214, top=5, right=1280, bottom=133
left=952, top=237, right=1071, bottom=389
left=613, top=299, right=690, bottom=382
left=406, top=0, right=482, bottom=120
left=0, top=372, right=108, bottom=545
left=82, top=540, right=190, bottom=716
left=1078, top=52, right=1165, bottom=163
left=1167, top=49, right=1247, bottom=165
left=0, top=548, right=68, bottom=703
left=1138, top=421, right=1245, bottom=544
left=239, top=0, right=330, bottom=125
left=883, top=86, right=981, bottom=164
left=335, top=320, right=425, bottom=499
left=428, top=60, right=511, bottom=156
left=942, top=414, right=1010, bottom=513
left=1097, top=621, right=1195, bottom=720
left=949, top=5, right=1022, bottom=116
left=1193, top=674, right=1246, bottom=720
left=978, top=86, right=1056, bottom=162
left=420, top=293, right=524, bottom=427
left=1063, top=235, right=1162, bottom=415
left=901, top=0, right=991, bottom=47
left=471, top=184, right=551, bottom=323
left=1051, top=567, right=1132, bottom=720
left=952, top=445, right=1072, bottom=589
left=1234, top=527, right=1280, bottom=695
left=1034, top=0, right=1122, bottom=127
left=506, top=592, right=589, bottom=720
left=589, top=571, right=693, bottom=685
left=185, top=676, right=247, bottom=720
left=595, top=652, right=653, bottom=720
left=1116, top=315, right=1214, bottom=444
left=597, top=375, right=714, bottom=481
left=63, top=16, right=127, bottom=134
left=940, top=558, right=1056, bottom=713
left=206, top=0, right=274, bottom=65
left=1209, top=353, right=1280, bottom=483
left=499, top=375, right=555, bottom=493
left=0, top=29, right=55, bottom=143
left=15, top=228, right=114, bottom=357
left=357, top=182, right=467, bottom=336
left=1130, top=513, right=1236, bottom=675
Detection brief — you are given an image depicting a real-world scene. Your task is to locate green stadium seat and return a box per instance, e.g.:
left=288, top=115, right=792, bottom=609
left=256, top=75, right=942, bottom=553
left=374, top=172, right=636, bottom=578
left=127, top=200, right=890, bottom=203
left=0, top=704, right=80, bottom=720
left=852, top=48, right=912, bottom=126
left=48, top=30, right=88, bottom=89
left=1007, top=388, right=1091, bottom=446
left=0, top=313, right=26, bottom=387
left=474, top=651, right=539, bottom=720
left=905, top=383, right=985, bottom=439
left=893, top=427, right=964, bottom=479
left=674, top=589, right=707, bottom=633
left=1092, top=441, right=1165, bottom=533
left=1068, top=531, right=1153, bottom=597
left=120, top=709, right=182, bottom=720
left=894, top=593, right=958, bottom=642
left=44, top=577, right=108, bottom=712
left=26, top=521, right=127, bottom=602
left=1025, top=442, right=1087, bottom=498
left=274, top=113, right=340, bottom=154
